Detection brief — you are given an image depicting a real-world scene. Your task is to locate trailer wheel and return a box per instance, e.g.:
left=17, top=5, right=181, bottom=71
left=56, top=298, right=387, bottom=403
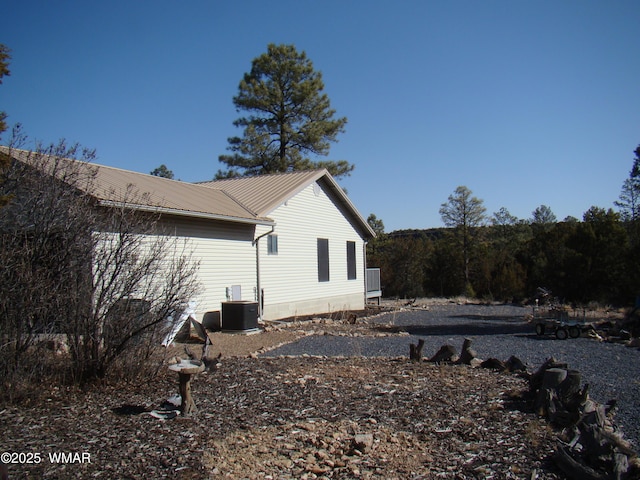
left=568, top=326, right=581, bottom=338
left=556, top=327, right=568, bottom=340
left=535, top=323, right=545, bottom=335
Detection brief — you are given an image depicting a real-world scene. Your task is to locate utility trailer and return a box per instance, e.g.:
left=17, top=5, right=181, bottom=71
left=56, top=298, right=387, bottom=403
left=532, top=305, right=594, bottom=340
left=530, top=287, right=597, bottom=340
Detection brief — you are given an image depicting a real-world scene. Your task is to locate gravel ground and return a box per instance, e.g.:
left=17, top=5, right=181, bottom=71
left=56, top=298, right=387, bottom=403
left=263, top=303, right=640, bottom=448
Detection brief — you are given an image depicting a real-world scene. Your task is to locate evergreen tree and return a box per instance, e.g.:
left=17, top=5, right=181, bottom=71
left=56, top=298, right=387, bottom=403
left=439, top=186, right=486, bottom=295
left=217, top=44, right=350, bottom=179
left=150, top=164, right=174, bottom=179
left=531, top=205, right=557, bottom=225
left=367, top=214, right=385, bottom=236
left=569, top=207, right=629, bottom=303
left=0, top=44, right=12, bottom=209
left=615, top=145, right=640, bottom=222
left=488, top=208, right=529, bottom=300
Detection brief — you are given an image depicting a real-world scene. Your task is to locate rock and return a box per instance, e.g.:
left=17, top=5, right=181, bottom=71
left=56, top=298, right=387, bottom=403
left=353, top=434, right=374, bottom=453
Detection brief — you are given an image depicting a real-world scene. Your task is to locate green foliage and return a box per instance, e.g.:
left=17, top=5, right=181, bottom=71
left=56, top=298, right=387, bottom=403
left=379, top=233, right=430, bottom=298
left=423, top=233, right=464, bottom=296
left=531, top=204, right=557, bottom=225
left=569, top=207, right=630, bottom=303
left=439, top=186, right=486, bottom=292
left=370, top=213, right=636, bottom=306
left=217, top=44, right=351, bottom=179
left=439, top=186, right=486, bottom=229
left=0, top=44, right=11, bottom=209
left=368, top=146, right=640, bottom=306
left=0, top=43, right=10, bottom=139
left=150, top=164, right=174, bottom=179
left=616, top=146, right=640, bottom=249
left=367, top=213, right=385, bottom=236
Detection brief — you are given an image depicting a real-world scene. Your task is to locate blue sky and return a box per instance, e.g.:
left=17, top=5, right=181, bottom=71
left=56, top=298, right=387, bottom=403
left=2, top=0, right=639, bottom=231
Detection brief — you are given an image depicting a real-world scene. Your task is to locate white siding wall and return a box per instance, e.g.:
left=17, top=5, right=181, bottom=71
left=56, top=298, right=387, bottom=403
left=92, top=177, right=370, bottom=323
left=164, top=217, right=257, bottom=321
left=258, top=182, right=366, bottom=319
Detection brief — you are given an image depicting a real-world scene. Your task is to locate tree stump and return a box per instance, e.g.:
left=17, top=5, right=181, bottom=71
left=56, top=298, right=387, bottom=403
left=505, top=355, right=527, bottom=373
left=169, top=360, right=205, bottom=416
left=429, top=344, right=456, bottom=363
left=458, top=338, right=477, bottom=365
left=409, top=339, right=425, bottom=361
left=480, top=358, right=507, bottom=371
left=557, top=369, right=581, bottom=399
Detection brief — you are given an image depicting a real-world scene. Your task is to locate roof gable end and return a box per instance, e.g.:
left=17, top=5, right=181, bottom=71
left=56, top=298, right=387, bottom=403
left=201, top=170, right=375, bottom=239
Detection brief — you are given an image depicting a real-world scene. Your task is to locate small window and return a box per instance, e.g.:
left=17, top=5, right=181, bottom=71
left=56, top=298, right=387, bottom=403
left=347, top=241, right=357, bottom=280
left=267, top=234, right=278, bottom=255
left=317, top=238, right=329, bottom=282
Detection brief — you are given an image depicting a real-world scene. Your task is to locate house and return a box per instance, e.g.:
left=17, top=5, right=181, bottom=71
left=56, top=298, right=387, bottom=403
left=1, top=146, right=376, bottom=323
left=199, top=172, right=376, bottom=320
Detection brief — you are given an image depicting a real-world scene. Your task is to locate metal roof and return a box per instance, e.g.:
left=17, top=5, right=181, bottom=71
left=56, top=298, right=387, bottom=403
left=2, top=147, right=374, bottom=237
left=201, top=170, right=376, bottom=239
left=198, top=170, right=326, bottom=216
left=1, top=147, right=273, bottom=226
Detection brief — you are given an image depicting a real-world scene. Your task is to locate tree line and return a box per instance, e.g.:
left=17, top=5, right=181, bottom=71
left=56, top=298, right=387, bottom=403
left=368, top=148, right=640, bottom=306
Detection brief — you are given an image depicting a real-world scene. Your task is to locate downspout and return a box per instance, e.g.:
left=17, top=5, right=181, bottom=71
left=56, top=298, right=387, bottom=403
left=253, top=225, right=275, bottom=321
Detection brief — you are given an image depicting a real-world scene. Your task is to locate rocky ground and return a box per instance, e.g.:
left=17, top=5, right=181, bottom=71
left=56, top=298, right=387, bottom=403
left=0, top=300, right=634, bottom=479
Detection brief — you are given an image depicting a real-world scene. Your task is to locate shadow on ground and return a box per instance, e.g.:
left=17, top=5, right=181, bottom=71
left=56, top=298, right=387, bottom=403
left=374, top=321, right=533, bottom=337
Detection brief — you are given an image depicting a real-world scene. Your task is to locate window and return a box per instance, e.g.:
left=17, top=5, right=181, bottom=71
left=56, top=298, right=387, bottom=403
left=347, top=241, right=357, bottom=280
left=317, top=238, right=329, bottom=282
left=267, top=234, right=278, bottom=255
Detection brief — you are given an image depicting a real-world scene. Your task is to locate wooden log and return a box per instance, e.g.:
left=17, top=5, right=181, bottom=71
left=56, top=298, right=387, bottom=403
left=409, top=339, right=425, bottom=362
left=600, top=430, right=637, bottom=457
left=529, top=357, right=569, bottom=391
left=535, top=388, right=554, bottom=417
left=614, top=452, right=629, bottom=480
left=578, top=424, right=611, bottom=459
left=505, top=355, right=527, bottom=373
left=542, top=368, right=567, bottom=390
left=565, top=383, right=590, bottom=413
left=535, top=368, right=584, bottom=426
left=581, top=406, right=608, bottom=430
left=429, top=344, right=456, bottom=363
left=553, top=445, right=610, bottom=480
left=458, top=338, right=477, bottom=365
left=549, top=402, right=580, bottom=427
left=480, top=358, right=506, bottom=371
left=558, top=370, right=582, bottom=400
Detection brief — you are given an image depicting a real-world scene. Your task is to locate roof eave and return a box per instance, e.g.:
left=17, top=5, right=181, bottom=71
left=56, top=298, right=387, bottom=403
left=98, top=200, right=276, bottom=226
left=318, top=173, right=377, bottom=239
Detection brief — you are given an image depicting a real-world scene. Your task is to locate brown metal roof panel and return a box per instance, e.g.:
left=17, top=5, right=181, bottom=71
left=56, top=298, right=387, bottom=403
left=199, top=170, right=325, bottom=216
left=1, top=147, right=270, bottom=224
left=92, top=166, right=258, bottom=219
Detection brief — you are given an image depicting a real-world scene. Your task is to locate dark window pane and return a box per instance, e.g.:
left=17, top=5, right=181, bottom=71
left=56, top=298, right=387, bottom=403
left=318, top=238, right=329, bottom=282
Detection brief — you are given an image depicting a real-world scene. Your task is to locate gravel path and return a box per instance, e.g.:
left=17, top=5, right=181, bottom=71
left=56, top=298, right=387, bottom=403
left=263, top=304, right=640, bottom=448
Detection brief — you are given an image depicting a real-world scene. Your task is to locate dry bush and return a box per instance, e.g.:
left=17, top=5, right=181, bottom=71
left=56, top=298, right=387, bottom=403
left=0, top=134, right=200, bottom=395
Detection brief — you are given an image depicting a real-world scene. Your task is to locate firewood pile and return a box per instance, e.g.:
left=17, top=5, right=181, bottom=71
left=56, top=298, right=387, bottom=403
left=530, top=358, right=639, bottom=480
left=414, top=338, right=640, bottom=479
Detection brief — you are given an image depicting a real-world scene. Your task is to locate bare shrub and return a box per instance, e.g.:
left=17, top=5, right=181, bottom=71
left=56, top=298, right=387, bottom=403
left=0, top=134, right=200, bottom=393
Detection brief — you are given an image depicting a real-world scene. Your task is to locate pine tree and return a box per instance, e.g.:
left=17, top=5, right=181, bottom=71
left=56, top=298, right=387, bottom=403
left=0, top=44, right=12, bottom=209
left=217, top=44, right=351, bottom=179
